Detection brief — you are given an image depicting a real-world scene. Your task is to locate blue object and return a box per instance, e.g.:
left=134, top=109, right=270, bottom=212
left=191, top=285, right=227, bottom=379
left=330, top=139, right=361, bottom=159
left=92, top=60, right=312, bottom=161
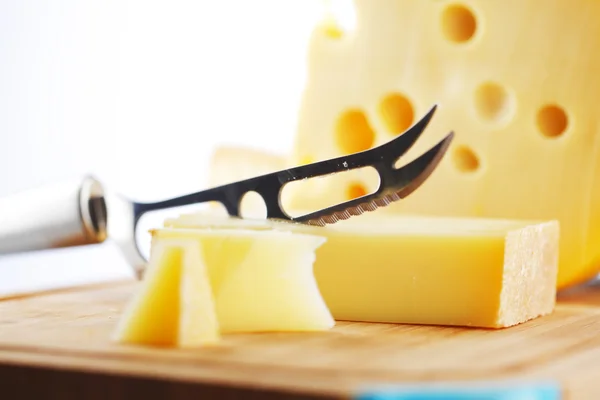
left=354, top=381, right=561, bottom=400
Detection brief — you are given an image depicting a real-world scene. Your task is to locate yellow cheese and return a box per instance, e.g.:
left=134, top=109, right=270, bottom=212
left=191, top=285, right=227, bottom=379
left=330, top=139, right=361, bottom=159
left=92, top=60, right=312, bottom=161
left=288, top=0, right=600, bottom=289
left=112, top=227, right=333, bottom=347
left=208, top=145, right=287, bottom=188
left=207, top=146, right=289, bottom=217
left=166, top=213, right=560, bottom=328
left=111, top=236, right=220, bottom=347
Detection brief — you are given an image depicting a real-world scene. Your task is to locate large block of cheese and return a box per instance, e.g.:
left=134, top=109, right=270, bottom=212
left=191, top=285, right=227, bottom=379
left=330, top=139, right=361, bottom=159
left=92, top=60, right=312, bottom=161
left=287, top=0, right=600, bottom=289
left=165, top=213, right=560, bottom=328
left=112, top=227, right=333, bottom=347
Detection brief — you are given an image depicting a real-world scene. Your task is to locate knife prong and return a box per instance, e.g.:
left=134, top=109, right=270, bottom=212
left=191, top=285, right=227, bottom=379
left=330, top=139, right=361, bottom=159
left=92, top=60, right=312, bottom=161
left=292, top=131, right=454, bottom=226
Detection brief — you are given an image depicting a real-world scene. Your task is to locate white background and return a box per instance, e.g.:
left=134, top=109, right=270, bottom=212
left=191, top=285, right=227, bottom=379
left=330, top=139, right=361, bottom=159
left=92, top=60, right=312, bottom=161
left=0, top=0, right=327, bottom=296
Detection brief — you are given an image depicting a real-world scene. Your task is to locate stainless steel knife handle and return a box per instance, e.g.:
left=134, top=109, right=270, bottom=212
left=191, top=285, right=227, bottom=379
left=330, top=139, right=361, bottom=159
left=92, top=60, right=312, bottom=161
left=0, top=175, right=107, bottom=255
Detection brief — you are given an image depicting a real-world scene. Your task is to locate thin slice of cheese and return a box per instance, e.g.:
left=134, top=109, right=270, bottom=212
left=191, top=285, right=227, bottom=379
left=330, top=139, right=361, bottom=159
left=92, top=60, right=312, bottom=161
left=111, top=236, right=220, bottom=347
left=113, top=227, right=333, bottom=347
left=288, top=0, right=600, bottom=289
left=166, top=213, right=560, bottom=329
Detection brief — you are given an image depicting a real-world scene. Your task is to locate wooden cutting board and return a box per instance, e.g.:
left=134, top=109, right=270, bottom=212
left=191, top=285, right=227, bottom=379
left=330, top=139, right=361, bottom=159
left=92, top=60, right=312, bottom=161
left=1, top=279, right=600, bottom=399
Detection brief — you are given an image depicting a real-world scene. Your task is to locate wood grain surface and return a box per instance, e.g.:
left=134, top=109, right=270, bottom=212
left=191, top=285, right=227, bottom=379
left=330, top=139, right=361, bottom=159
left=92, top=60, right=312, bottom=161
left=1, top=279, right=600, bottom=399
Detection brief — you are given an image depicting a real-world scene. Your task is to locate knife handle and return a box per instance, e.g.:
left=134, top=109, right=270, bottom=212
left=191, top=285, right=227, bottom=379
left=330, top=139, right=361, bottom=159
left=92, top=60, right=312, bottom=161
left=0, top=176, right=107, bottom=255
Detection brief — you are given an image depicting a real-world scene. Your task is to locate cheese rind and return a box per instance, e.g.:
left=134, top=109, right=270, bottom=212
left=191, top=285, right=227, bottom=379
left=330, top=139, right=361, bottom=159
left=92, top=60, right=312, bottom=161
left=166, top=213, right=559, bottom=329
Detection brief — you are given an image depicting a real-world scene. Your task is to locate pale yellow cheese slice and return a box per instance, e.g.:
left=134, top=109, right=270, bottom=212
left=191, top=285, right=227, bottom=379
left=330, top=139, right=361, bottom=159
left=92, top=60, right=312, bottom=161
left=112, top=227, right=333, bottom=347
left=153, top=228, right=333, bottom=333
left=166, top=213, right=560, bottom=329
left=287, top=0, right=600, bottom=289
left=111, top=236, right=220, bottom=347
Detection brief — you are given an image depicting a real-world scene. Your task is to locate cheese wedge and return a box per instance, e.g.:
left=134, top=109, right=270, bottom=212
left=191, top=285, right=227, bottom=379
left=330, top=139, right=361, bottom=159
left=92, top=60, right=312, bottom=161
left=111, top=236, right=220, bottom=347
left=156, top=228, right=333, bottom=333
left=112, top=227, right=333, bottom=347
left=166, top=213, right=560, bottom=328
left=287, top=0, right=600, bottom=289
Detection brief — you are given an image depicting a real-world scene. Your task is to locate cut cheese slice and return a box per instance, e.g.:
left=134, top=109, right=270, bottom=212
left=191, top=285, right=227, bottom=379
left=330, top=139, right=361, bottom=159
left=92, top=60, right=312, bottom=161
left=166, top=213, right=560, bottom=329
left=153, top=228, right=333, bottom=333
left=113, top=227, right=333, bottom=347
left=288, top=0, right=600, bottom=289
left=111, top=236, right=220, bottom=347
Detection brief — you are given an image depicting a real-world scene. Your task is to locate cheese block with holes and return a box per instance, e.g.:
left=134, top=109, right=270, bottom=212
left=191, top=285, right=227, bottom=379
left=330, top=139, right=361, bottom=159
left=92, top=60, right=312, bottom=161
left=288, top=0, right=600, bottom=288
left=165, top=213, right=560, bottom=329
left=112, top=227, right=334, bottom=348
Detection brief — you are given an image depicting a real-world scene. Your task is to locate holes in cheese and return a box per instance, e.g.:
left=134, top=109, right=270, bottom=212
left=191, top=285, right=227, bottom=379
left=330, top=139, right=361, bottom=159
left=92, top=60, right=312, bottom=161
left=280, top=166, right=380, bottom=217
left=452, top=145, right=481, bottom=173
left=335, top=109, right=376, bottom=154
left=113, top=228, right=333, bottom=348
left=293, top=1, right=600, bottom=289
left=346, top=182, right=368, bottom=200
left=378, top=93, right=415, bottom=135
left=474, top=82, right=515, bottom=124
left=440, top=4, right=478, bottom=44
left=537, top=104, right=568, bottom=138
left=166, top=213, right=560, bottom=329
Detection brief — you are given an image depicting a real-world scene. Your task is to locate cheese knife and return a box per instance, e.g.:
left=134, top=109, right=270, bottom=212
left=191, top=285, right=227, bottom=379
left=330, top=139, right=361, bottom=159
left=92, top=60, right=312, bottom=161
left=0, top=105, right=454, bottom=277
